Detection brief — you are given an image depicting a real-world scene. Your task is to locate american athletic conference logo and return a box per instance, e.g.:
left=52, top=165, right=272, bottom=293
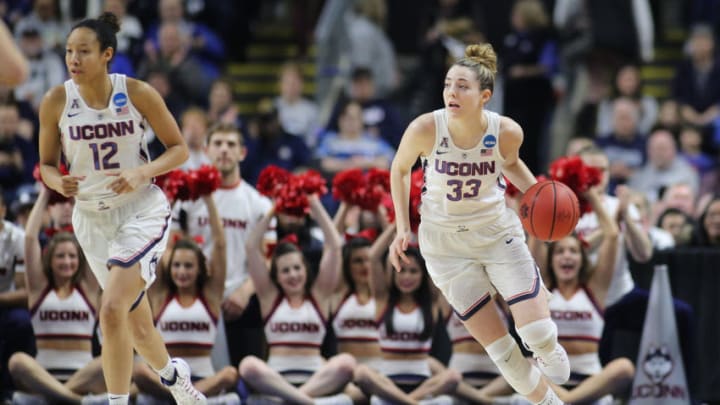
left=631, top=344, right=687, bottom=400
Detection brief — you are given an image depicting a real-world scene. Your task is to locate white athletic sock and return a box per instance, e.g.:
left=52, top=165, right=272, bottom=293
left=154, top=358, right=176, bottom=382
left=107, top=393, right=129, bottom=405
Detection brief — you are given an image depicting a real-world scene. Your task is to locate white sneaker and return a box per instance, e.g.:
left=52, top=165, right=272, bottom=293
left=206, top=393, right=240, bottom=405
left=534, top=344, right=570, bottom=385
left=161, top=358, right=207, bottom=404
left=80, top=393, right=109, bottom=405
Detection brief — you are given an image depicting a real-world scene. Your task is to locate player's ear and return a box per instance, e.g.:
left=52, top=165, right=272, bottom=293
left=480, top=88, right=492, bottom=104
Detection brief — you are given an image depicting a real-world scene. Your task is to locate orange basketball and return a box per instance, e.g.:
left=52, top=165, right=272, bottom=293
left=519, top=180, right=580, bottom=241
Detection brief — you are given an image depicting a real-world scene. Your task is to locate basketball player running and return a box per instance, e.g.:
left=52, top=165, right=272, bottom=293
left=389, top=43, right=568, bottom=405
left=38, top=12, right=205, bottom=405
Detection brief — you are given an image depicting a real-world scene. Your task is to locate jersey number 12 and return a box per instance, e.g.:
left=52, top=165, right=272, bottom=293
left=89, top=142, right=120, bottom=170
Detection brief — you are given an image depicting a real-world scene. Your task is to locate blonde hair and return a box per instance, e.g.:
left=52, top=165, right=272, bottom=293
left=454, top=43, right=497, bottom=92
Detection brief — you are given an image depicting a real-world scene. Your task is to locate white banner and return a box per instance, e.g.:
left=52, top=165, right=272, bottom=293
left=629, top=265, right=689, bottom=405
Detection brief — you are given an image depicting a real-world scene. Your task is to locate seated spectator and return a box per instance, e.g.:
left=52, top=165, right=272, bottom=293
left=145, top=0, right=225, bottom=79
left=689, top=196, right=720, bottom=246
left=8, top=187, right=106, bottom=404
left=13, top=0, right=69, bottom=54
left=678, top=123, right=716, bottom=178
left=0, top=102, right=37, bottom=186
left=179, top=107, right=211, bottom=170
left=628, top=128, right=700, bottom=204
left=330, top=67, right=406, bottom=148
left=133, top=195, right=240, bottom=403
left=671, top=24, right=720, bottom=135
left=145, top=68, right=187, bottom=121
left=0, top=188, right=34, bottom=401
left=595, top=98, right=647, bottom=193
left=207, top=78, right=242, bottom=128
left=239, top=195, right=355, bottom=404
left=628, top=190, right=675, bottom=251
left=652, top=182, right=698, bottom=223
left=103, top=0, right=143, bottom=66
left=657, top=208, right=695, bottom=247
left=13, top=24, right=65, bottom=112
left=274, top=61, right=320, bottom=147
left=316, top=100, right=395, bottom=175
left=242, top=99, right=311, bottom=186
left=596, top=64, right=658, bottom=137
left=656, top=99, right=682, bottom=135
left=138, top=22, right=211, bottom=107
left=346, top=0, right=398, bottom=98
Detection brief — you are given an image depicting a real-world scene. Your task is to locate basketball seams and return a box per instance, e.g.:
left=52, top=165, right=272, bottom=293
left=549, top=182, right=558, bottom=240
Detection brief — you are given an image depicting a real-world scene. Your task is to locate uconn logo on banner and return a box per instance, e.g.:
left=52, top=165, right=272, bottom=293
left=631, top=344, right=687, bottom=400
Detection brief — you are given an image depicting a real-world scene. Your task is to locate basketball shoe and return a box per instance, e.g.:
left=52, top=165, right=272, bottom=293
left=534, top=344, right=570, bottom=385
left=161, top=358, right=207, bottom=404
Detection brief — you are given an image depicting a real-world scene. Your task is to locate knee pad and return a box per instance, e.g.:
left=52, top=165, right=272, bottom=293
left=485, top=334, right=540, bottom=396
left=516, top=318, right=558, bottom=356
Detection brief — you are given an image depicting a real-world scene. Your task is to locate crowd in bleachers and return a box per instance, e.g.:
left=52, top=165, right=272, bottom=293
left=1, top=0, right=720, bottom=404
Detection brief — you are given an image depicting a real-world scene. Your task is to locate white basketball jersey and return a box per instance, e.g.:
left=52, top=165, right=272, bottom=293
left=173, top=181, right=274, bottom=297
left=59, top=74, right=150, bottom=211
left=549, top=287, right=604, bottom=343
left=420, top=109, right=506, bottom=232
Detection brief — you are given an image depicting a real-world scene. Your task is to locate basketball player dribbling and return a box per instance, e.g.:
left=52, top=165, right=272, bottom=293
left=389, top=43, right=569, bottom=405
left=38, top=12, right=205, bottom=405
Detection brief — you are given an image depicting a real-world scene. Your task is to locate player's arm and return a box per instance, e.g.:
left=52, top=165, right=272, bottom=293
left=499, top=116, right=536, bottom=193
left=0, top=21, right=28, bottom=86
left=127, top=78, right=189, bottom=178
left=389, top=113, right=434, bottom=270
left=38, top=86, right=81, bottom=196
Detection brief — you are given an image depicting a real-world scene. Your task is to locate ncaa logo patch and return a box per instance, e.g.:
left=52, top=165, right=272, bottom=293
left=483, top=134, right=497, bottom=148
left=113, top=92, right=128, bottom=107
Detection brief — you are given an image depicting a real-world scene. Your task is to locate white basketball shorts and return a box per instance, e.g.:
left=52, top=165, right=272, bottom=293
left=418, top=209, right=543, bottom=320
left=72, top=185, right=171, bottom=289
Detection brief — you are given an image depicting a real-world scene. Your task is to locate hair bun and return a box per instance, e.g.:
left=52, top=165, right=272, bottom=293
left=464, top=43, right=497, bottom=75
left=98, top=12, right=121, bottom=34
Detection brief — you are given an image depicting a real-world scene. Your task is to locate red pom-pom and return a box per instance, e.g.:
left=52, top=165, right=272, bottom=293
left=187, top=165, right=222, bottom=200
left=275, top=177, right=310, bottom=217
left=257, top=165, right=292, bottom=198
left=157, top=169, right=191, bottom=202
left=504, top=176, right=520, bottom=198
left=409, top=168, right=424, bottom=232
left=549, top=156, right=602, bottom=214
left=332, top=168, right=366, bottom=203
left=295, top=169, right=328, bottom=196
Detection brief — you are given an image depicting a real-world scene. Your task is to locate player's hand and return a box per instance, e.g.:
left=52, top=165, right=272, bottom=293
left=222, top=286, right=251, bottom=320
left=106, top=168, right=147, bottom=194
left=389, top=231, right=412, bottom=272
left=59, top=175, right=85, bottom=197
